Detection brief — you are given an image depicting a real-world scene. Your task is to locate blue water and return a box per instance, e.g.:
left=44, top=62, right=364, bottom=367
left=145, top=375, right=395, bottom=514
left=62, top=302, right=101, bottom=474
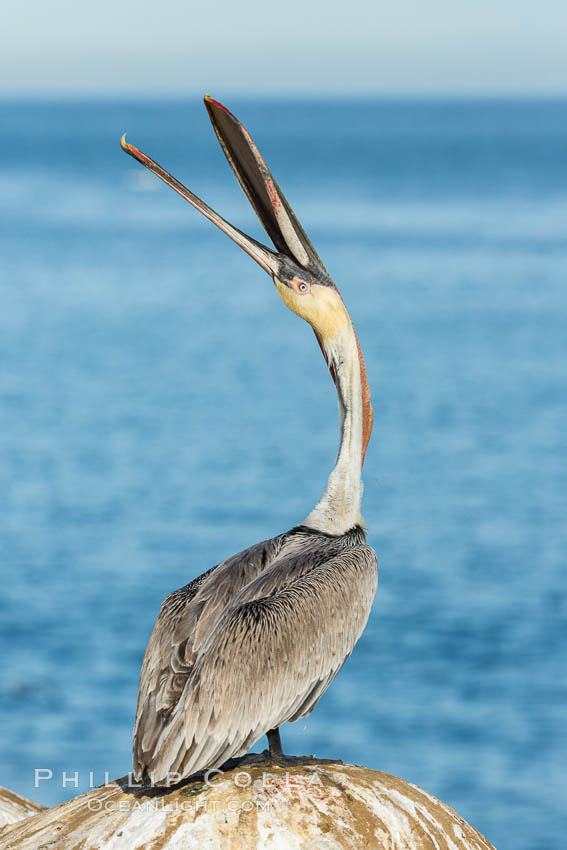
left=0, top=99, right=566, bottom=849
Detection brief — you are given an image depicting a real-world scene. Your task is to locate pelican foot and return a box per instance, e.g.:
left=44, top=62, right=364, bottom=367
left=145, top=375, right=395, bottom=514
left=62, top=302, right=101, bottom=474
left=265, top=728, right=345, bottom=768
left=261, top=749, right=343, bottom=768
left=261, top=748, right=305, bottom=767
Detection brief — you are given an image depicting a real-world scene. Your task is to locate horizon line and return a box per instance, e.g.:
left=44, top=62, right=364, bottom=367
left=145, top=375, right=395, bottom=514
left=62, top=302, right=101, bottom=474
left=1, top=88, right=567, bottom=103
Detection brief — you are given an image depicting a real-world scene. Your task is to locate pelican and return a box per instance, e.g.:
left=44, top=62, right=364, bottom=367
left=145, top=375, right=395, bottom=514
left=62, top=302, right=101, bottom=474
left=121, top=96, right=377, bottom=787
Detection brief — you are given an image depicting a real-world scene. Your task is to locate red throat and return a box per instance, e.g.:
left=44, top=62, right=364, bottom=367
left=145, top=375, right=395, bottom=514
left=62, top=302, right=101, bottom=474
left=353, top=328, right=373, bottom=468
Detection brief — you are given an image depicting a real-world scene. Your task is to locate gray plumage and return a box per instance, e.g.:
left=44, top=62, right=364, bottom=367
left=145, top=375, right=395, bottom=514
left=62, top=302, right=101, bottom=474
left=134, top=526, right=377, bottom=785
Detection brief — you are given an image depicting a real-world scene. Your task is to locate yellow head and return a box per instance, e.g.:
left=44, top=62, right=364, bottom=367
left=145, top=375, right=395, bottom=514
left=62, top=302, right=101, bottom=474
left=273, top=266, right=350, bottom=343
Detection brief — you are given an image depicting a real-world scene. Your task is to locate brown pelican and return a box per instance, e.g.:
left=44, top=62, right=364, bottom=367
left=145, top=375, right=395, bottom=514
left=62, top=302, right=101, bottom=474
left=121, top=96, right=377, bottom=787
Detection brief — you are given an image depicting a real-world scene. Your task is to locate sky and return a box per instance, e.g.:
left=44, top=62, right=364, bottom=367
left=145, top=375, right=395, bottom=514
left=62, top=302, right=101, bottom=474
left=2, top=0, right=567, bottom=97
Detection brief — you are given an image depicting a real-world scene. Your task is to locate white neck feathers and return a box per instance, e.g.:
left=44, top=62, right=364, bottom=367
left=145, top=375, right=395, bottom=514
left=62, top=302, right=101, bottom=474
left=304, top=321, right=370, bottom=536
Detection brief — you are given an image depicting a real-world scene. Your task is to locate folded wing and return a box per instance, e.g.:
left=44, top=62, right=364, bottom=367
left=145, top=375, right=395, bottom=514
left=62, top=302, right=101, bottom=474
left=133, top=534, right=286, bottom=779
left=137, top=543, right=377, bottom=785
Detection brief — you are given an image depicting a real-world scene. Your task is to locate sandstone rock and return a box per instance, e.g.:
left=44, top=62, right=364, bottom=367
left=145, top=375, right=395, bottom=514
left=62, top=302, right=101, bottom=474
left=0, top=786, right=43, bottom=829
left=0, top=760, right=496, bottom=850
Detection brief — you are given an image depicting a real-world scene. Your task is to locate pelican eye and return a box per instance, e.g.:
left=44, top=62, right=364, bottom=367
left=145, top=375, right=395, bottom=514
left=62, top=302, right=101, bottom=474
left=298, top=282, right=309, bottom=293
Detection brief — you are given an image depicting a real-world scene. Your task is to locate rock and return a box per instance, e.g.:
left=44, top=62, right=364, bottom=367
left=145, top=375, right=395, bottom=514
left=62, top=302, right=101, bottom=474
left=0, top=786, right=43, bottom=829
left=0, top=760, right=496, bottom=850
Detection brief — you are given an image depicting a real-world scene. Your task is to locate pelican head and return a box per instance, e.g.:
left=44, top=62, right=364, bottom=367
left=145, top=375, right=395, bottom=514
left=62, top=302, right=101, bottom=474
left=121, top=98, right=351, bottom=340
left=272, top=267, right=351, bottom=344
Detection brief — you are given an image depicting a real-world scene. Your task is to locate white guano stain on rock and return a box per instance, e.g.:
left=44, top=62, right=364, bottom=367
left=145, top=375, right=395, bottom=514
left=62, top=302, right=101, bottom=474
left=0, top=787, right=44, bottom=828
left=0, top=761, right=497, bottom=850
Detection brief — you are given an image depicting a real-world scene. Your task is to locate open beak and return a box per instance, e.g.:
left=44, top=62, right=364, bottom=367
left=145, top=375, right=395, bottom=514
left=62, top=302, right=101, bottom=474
left=120, top=134, right=282, bottom=277
left=203, top=96, right=328, bottom=278
left=121, top=95, right=329, bottom=282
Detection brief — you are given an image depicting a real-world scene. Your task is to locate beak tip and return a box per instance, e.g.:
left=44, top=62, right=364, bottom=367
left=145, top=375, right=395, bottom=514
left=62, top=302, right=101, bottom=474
left=203, top=94, right=233, bottom=120
left=120, top=134, right=143, bottom=161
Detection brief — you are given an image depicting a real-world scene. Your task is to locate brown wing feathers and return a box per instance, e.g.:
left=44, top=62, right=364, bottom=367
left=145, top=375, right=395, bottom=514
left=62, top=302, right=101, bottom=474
left=134, top=531, right=377, bottom=785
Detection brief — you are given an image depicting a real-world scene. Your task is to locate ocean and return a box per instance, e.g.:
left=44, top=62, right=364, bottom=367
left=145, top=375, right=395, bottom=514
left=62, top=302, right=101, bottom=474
left=0, top=98, right=565, bottom=849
